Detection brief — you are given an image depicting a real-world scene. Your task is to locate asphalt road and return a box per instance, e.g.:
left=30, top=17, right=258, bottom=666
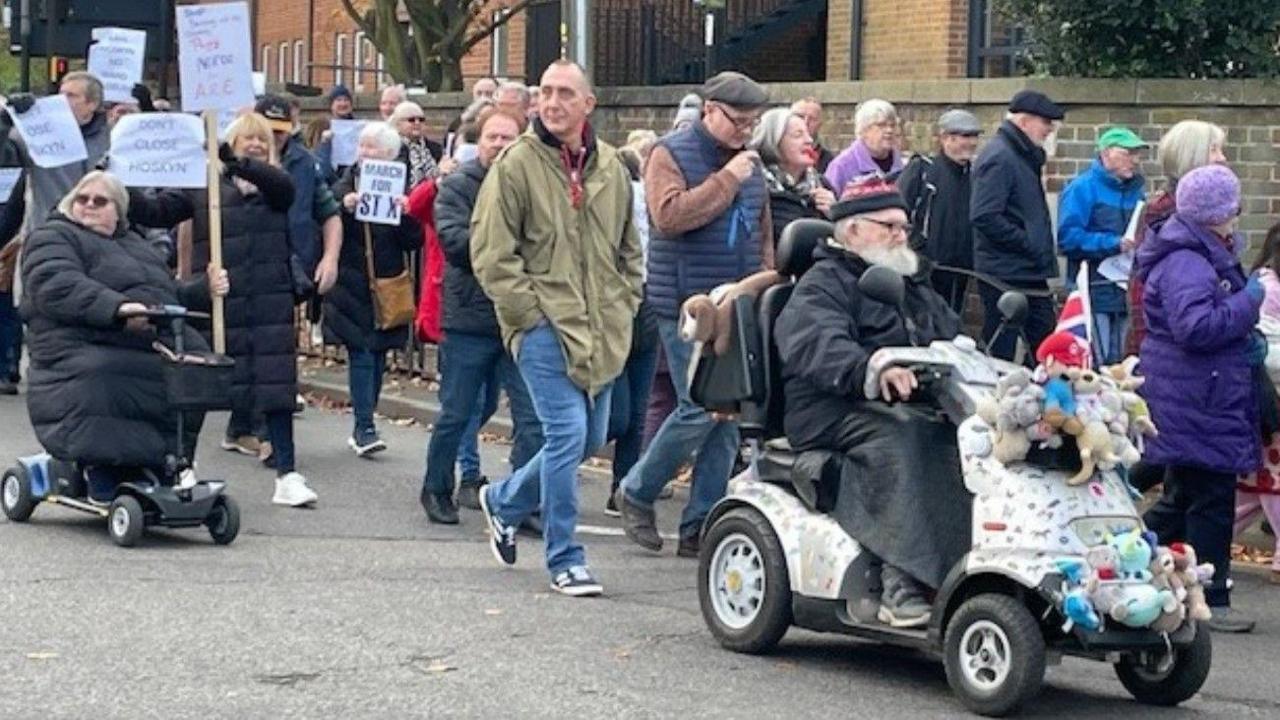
left=1, top=394, right=1278, bottom=719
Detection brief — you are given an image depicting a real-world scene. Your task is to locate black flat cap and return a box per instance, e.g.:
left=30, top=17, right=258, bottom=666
left=1008, top=90, right=1065, bottom=121
left=700, top=71, right=769, bottom=109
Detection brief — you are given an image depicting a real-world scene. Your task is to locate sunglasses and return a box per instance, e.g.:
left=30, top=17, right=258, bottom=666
left=403, top=117, right=426, bottom=123
left=73, top=194, right=111, bottom=209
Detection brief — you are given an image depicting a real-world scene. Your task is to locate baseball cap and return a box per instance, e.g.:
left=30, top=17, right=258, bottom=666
left=254, top=94, right=294, bottom=133
left=1097, top=126, right=1148, bottom=151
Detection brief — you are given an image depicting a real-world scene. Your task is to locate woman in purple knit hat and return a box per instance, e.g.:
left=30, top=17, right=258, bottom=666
left=1134, top=164, right=1263, bottom=633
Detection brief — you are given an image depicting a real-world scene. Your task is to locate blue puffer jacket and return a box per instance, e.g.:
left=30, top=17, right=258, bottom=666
left=1058, top=158, right=1145, bottom=313
left=1135, top=214, right=1261, bottom=474
left=646, top=123, right=766, bottom=319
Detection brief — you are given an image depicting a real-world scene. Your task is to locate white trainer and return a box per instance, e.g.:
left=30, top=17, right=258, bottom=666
left=177, top=467, right=199, bottom=490
left=272, top=472, right=318, bottom=507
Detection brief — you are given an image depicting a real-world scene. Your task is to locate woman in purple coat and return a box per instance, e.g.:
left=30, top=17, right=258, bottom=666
left=1134, top=165, right=1264, bottom=633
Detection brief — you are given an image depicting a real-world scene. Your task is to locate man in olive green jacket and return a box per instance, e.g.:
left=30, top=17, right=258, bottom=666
left=472, top=60, right=644, bottom=597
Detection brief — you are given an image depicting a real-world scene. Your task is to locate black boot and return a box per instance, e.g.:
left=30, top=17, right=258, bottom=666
left=423, top=492, right=460, bottom=525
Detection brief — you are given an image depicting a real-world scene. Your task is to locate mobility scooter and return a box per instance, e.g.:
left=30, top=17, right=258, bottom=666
left=2, top=305, right=241, bottom=547
left=689, top=220, right=1211, bottom=716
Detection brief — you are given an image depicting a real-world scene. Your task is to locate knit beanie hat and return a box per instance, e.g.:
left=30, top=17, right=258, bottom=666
left=328, top=84, right=353, bottom=103
left=829, top=178, right=908, bottom=221
left=1175, top=164, right=1240, bottom=227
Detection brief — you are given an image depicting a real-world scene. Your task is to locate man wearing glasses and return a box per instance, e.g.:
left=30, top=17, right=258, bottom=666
left=774, top=179, right=965, bottom=629
left=617, top=71, right=773, bottom=558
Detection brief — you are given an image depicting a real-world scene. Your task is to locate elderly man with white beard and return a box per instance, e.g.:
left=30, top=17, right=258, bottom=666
left=774, top=179, right=968, bottom=629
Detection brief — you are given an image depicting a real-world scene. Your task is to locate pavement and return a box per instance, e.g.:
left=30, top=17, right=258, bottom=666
left=2, top=390, right=1280, bottom=719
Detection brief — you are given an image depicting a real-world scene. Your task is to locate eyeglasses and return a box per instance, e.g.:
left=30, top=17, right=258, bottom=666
left=713, top=104, right=760, bottom=131
left=855, top=216, right=913, bottom=235
left=73, top=194, right=111, bottom=209
left=403, top=117, right=426, bottom=123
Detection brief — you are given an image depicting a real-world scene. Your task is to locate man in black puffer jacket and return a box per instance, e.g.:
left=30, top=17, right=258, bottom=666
left=418, top=107, right=543, bottom=523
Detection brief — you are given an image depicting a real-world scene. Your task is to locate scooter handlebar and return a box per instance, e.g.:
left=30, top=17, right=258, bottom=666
left=118, top=304, right=210, bottom=321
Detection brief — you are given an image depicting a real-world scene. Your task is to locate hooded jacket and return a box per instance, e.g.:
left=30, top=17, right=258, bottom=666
left=1057, top=157, right=1146, bottom=313
left=470, top=119, right=644, bottom=398
left=1134, top=213, right=1261, bottom=473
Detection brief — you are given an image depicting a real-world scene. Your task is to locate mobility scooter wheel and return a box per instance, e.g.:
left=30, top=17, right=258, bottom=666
left=107, top=495, right=146, bottom=547
left=1, top=466, right=37, bottom=522
left=698, top=507, right=792, bottom=654
left=1114, top=620, right=1211, bottom=706
left=943, top=594, right=1046, bottom=717
left=205, top=496, right=241, bottom=546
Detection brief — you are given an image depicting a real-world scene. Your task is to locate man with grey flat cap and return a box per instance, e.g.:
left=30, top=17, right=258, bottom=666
left=898, top=108, right=983, bottom=313
left=618, top=70, right=773, bottom=558
left=970, top=89, right=1066, bottom=361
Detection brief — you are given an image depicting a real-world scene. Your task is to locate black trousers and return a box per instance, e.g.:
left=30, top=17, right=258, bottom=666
left=1143, top=465, right=1235, bottom=607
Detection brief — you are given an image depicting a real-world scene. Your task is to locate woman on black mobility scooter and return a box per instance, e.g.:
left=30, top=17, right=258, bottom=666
left=4, top=170, right=237, bottom=545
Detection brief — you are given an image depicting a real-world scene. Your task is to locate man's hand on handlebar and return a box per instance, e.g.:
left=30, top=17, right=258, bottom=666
left=878, top=366, right=918, bottom=402
left=117, top=302, right=152, bottom=334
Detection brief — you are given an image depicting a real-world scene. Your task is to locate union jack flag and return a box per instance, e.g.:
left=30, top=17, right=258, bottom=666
left=1056, top=262, right=1094, bottom=367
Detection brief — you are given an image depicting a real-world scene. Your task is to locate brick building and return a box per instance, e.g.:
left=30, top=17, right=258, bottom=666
left=247, top=0, right=1017, bottom=93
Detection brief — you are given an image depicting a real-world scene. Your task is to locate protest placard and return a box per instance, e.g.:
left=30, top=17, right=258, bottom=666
left=7, top=95, right=89, bottom=169
left=356, top=159, right=407, bottom=225
left=176, top=2, right=255, bottom=112
left=108, top=113, right=207, bottom=188
left=88, top=27, right=147, bottom=104
left=0, top=168, right=21, bottom=203
left=329, top=119, right=365, bottom=168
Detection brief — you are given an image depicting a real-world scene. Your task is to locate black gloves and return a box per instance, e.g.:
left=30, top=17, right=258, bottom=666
left=131, top=83, right=155, bottom=113
left=7, top=93, right=35, bottom=114
left=217, top=142, right=241, bottom=175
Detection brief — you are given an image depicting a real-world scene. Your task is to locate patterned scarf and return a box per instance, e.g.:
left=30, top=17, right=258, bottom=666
left=406, top=138, right=439, bottom=187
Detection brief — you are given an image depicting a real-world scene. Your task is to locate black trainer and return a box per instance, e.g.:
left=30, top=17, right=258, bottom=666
left=551, top=565, right=603, bottom=597
left=478, top=484, right=517, bottom=566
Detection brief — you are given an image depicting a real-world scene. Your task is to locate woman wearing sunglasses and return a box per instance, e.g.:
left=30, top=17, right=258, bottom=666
left=126, top=113, right=318, bottom=509
left=20, top=171, right=228, bottom=503
left=389, top=101, right=443, bottom=188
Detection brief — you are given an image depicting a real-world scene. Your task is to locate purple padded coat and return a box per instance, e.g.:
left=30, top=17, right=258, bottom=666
left=1134, top=213, right=1262, bottom=474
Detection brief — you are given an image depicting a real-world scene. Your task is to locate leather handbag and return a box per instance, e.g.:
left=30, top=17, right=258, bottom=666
left=363, top=223, right=415, bottom=330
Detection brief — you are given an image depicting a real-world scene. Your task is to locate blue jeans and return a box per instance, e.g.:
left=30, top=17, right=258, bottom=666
left=621, top=319, right=740, bottom=539
left=487, top=323, right=611, bottom=575
left=347, top=348, right=386, bottom=436
left=422, top=331, right=542, bottom=496
left=457, top=376, right=500, bottom=483
left=608, top=339, right=660, bottom=487
left=1093, top=311, right=1128, bottom=366
left=0, top=291, right=21, bottom=381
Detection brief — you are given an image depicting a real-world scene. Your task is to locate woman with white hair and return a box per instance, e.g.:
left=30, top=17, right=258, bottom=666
left=22, top=171, right=227, bottom=502
left=127, top=113, right=316, bottom=507
left=324, top=122, right=423, bottom=457
left=824, top=98, right=903, bottom=193
left=1126, top=120, right=1228, bottom=356
left=750, top=107, right=836, bottom=245
left=389, top=100, right=443, bottom=187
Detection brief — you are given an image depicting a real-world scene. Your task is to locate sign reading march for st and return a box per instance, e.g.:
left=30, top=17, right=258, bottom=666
left=176, top=2, right=255, bottom=113
left=108, top=114, right=208, bottom=189
left=7, top=96, right=89, bottom=169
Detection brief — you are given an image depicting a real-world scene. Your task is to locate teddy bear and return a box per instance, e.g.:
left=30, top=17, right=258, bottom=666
left=1148, top=546, right=1188, bottom=633
left=1169, top=542, right=1214, bottom=621
left=975, top=368, right=1047, bottom=464
left=1065, top=370, right=1123, bottom=485
left=679, top=270, right=784, bottom=356
left=1104, top=357, right=1159, bottom=439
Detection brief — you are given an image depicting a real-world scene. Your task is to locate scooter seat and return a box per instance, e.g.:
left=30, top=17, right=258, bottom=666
left=758, top=440, right=842, bottom=513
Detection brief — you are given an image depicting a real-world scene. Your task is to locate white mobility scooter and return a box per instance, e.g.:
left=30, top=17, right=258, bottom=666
left=689, top=220, right=1210, bottom=716
left=2, top=306, right=241, bottom=547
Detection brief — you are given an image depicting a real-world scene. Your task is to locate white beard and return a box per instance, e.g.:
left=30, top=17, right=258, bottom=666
left=856, top=243, right=920, bottom=277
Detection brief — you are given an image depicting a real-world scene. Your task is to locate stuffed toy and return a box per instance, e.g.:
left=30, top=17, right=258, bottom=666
left=1169, top=542, right=1214, bottom=621
left=975, top=368, right=1045, bottom=463
left=1066, top=370, right=1122, bottom=485
left=1036, top=331, right=1090, bottom=432
left=1148, top=546, right=1187, bottom=633
left=679, top=270, right=783, bottom=357
left=1108, top=529, right=1154, bottom=582
left=1054, top=558, right=1102, bottom=631
left=1105, top=357, right=1159, bottom=439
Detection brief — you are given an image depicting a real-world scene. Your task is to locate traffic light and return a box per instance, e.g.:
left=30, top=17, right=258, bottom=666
left=49, top=56, right=69, bottom=83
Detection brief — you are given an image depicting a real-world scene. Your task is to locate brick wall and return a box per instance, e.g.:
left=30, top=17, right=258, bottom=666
left=826, top=0, right=970, bottom=81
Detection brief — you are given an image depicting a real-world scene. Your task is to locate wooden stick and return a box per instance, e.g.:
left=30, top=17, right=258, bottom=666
left=204, top=110, right=225, bottom=354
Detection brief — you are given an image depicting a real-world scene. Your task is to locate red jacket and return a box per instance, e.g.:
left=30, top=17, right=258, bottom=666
left=405, top=179, right=444, bottom=343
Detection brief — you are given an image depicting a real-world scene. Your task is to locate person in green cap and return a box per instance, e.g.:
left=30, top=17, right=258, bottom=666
left=1057, top=125, right=1148, bottom=363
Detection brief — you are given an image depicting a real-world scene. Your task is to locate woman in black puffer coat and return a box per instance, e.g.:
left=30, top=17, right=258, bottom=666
left=22, top=171, right=224, bottom=500
left=750, top=107, right=836, bottom=245
left=323, top=122, right=422, bottom=457
left=128, top=113, right=318, bottom=508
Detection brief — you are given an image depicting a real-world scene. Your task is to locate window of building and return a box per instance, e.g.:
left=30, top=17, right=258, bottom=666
left=260, top=44, right=272, bottom=77
left=376, top=53, right=386, bottom=88
left=294, top=41, right=305, bottom=84
left=279, top=42, right=289, bottom=83
left=335, top=33, right=348, bottom=86
left=353, top=31, right=366, bottom=91
left=490, top=10, right=509, bottom=77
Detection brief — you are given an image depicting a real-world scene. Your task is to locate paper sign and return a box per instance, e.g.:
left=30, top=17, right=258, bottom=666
left=355, top=159, right=406, bottom=225
left=252, top=71, right=266, bottom=96
left=88, top=27, right=147, bottom=104
left=1098, top=252, right=1134, bottom=288
left=7, top=95, right=89, bottom=169
left=176, top=2, right=255, bottom=112
left=108, top=113, right=208, bottom=188
left=0, top=168, right=21, bottom=203
left=329, top=119, right=365, bottom=168
left=216, top=107, right=240, bottom=140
